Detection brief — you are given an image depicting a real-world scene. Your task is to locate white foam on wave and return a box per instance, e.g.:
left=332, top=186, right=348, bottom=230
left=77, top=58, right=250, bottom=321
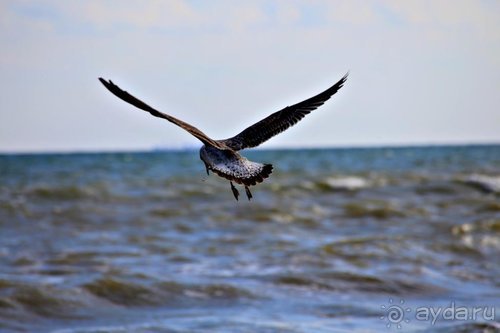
left=460, top=174, right=500, bottom=194
left=324, top=176, right=370, bottom=191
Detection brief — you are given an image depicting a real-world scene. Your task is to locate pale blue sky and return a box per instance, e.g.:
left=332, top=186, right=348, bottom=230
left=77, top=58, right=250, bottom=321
left=1, top=0, right=499, bottom=152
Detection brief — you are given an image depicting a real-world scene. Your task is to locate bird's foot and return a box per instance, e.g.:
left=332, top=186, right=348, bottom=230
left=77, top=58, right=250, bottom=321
left=245, top=186, right=252, bottom=201
left=230, top=182, right=239, bottom=201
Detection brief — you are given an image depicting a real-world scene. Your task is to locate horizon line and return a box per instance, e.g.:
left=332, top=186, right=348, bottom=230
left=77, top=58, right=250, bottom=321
left=1, top=141, right=499, bottom=156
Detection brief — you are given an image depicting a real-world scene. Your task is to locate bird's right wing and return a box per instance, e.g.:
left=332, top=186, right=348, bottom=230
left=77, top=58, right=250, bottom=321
left=99, top=78, right=225, bottom=149
left=221, top=73, right=348, bottom=150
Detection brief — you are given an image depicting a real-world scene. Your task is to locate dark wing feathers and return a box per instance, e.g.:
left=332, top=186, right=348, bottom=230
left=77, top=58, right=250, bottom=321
left=98, top=78, right=224, bottom=149
left=99, top=73, right=347, bottom=151
left=221, top=73, right=348, bottom=150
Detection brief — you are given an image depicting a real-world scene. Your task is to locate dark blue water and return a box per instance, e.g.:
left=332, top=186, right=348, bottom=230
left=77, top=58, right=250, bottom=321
left=0, top=145, right=499, bottom=332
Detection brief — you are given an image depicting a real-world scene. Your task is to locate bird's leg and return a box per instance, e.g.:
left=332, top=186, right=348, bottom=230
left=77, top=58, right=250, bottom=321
left=230, top=182, right=239, bottom=201
left=245, top=186, right=252, bottom=201
left=204, top=163, right=210, bottom=175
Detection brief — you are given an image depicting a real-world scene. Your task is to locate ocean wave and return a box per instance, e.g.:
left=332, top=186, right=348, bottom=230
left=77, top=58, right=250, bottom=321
left=343, top=201, right=406, bottom=219
left=452, top=219, right=500, bottom=235
left=0, top=282, right=86, bottom=319
left=476, top=202, right=500, bottom=213
left=82, top=277, right=256, bottom=307
left=175, top=283, right=255, bottom=300
left=319, top=176, right=371, bottom=191
left=414, top=183, right=459, bottom=195
left=23, top=183, right=110, bottom=201
left=272, top=271, right=444, bottom=295
left=432, top=322, right=500, bottom=333
left=83, top=278, right=165, bottom=306
left=457, top=174, right=500, bottom=194
left=451, top=218, right=500, bottom=254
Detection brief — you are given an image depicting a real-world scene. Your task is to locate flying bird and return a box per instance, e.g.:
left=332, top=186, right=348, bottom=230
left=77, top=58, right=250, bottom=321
left=99, top=74, right=348, bottom=200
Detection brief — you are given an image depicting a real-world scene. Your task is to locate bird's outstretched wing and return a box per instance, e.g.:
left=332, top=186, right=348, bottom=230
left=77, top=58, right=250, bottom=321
left=99, top=78, right=225, bottom=149
left=221, top=73, right=348, bottom=151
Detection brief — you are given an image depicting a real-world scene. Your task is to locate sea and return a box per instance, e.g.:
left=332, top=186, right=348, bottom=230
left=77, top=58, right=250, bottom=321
left=0, top=145, right=499, bottom=333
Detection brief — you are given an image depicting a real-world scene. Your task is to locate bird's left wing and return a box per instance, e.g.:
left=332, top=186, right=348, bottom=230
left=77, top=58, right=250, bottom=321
left=99, top=78, right=226, bottom=149
left=221, top=73, right=348, bottom=150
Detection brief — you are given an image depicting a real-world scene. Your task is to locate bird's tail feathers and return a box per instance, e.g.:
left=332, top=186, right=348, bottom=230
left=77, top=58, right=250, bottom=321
left=240, top=163, right=273, bottom=186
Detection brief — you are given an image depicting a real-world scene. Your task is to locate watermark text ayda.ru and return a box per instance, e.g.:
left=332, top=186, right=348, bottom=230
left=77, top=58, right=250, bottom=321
left=415, top=301, right=495, bottom=325
left=380, top=299, right=496, bottom=328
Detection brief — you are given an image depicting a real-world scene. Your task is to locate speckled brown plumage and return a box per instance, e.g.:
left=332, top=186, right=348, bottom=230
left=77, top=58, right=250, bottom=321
left=99, top=73, right=347, bottom=200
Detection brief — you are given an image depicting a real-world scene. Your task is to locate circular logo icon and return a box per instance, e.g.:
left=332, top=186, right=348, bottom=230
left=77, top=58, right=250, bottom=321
left=380, top=298, right=411, bottom=329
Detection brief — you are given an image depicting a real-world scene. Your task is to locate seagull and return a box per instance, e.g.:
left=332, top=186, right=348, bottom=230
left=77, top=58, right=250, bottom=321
left=99, top=73, right=348, bottom=201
